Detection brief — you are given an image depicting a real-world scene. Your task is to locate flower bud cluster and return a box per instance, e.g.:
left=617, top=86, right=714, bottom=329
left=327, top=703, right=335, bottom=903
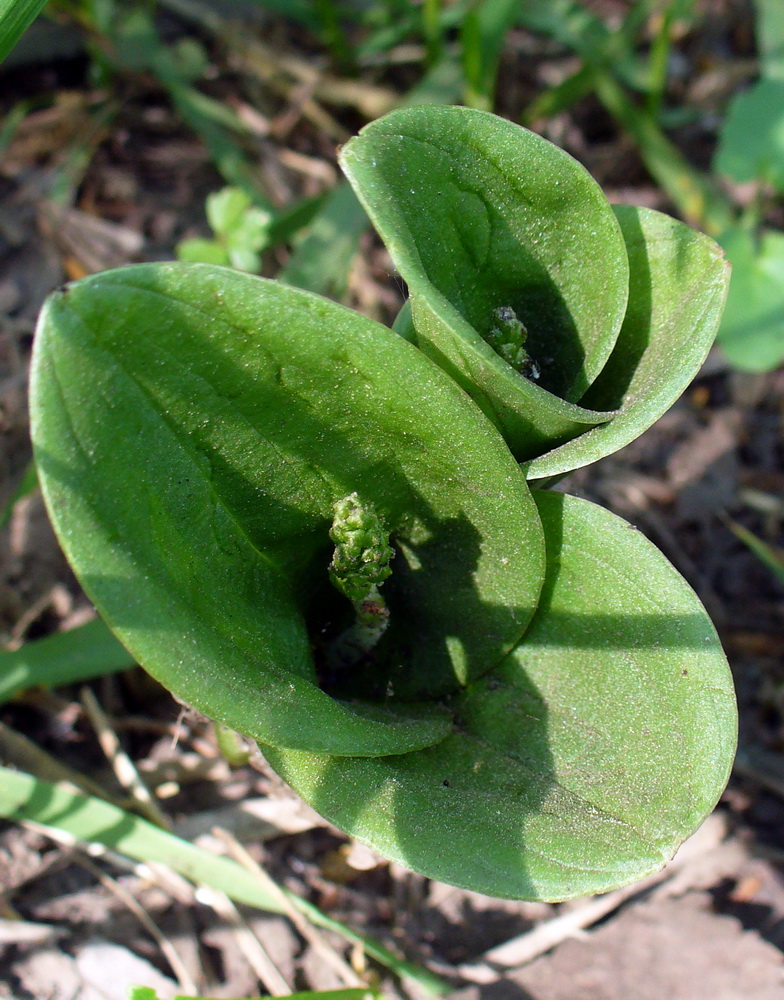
left=329, top=493, right=394, bottom=603
left=486, top=306, right=540, bottom=380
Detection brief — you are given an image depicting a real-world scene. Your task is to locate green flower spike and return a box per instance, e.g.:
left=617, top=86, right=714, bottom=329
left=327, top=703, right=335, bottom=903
left=328, top=493, right=394, bottom=667
left=329, top=492, right=394, bottom=601
left=486, top=306, right=540, bottom=380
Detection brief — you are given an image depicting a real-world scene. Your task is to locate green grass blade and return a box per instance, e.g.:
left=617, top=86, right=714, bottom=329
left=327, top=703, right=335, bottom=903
left=519, top=0, right=650, bottom=90
left=727, top=519, right=784, bottom=584
left=0, top=766, right=448, bottom=994
left=422, top=0, right=443, bottom=66
left=519, top=0, right=734, bottom=234
left=0, top=764, right=285, bottom=909
left=591, top=70, right=733, bottom=235
left=0, top=618, right=136, bottom=705
left=0, top=0, right=47, bottom=63
left=267, top=192, right=328, bottom=246
left=460, top=0, right=520, bottom=110
left=104, top=6, right=273, bottom=207
left=314, top=0, right=354, bottom=72
left=403, top=53, right=465, bottom=106
left=0, top=97, right=37, bottom=160
left=520, top=64, right=595, bottom=124
left=646, top=2, right=674, bottom=118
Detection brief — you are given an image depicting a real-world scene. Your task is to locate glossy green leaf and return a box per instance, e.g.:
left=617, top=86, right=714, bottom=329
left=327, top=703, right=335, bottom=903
left=527, top=205, right=729, bottom=479
left=713, top=79, right=784, bottom=192
left=339, top=105, right=629, bottom=458
left=263, top=490, right=736, bottom=901
left=31, top=263, right=545, bottom=752
left=715, top=226, right=784, bottom=373
left=406, top=295, right=615, bottom=463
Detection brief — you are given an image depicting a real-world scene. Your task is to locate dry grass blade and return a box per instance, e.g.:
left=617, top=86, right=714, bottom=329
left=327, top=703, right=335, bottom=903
left=155, top=0, right=350, bottom=141
left=212, top=827, right=364, bottom=989
left=2, top=768, right=448, bottom=992
left=0, top=919, right=65, bottom=945
left=172, top=796, right=320, bottom=846
left=72, top=852, right=200, bottom=994
left=37, top=201, right=143, bottom=276
left=80, top=686, right=170, bottom=829
left=157, top=0, right=398, bottom=120
left=194, top=885, right=292, bottom=996
left=0, top=720, right=119, bottom=804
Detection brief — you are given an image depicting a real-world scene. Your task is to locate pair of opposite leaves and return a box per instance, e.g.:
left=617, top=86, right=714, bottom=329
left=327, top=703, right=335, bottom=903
left=31, top=106, right=736, bottom=901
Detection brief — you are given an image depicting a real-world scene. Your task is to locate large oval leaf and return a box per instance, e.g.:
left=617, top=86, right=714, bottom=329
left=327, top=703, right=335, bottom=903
left=339, top=105, right=629, bottom=454
left=30, top=263, right=545, bottom=754
left=263, top=490, right=736, bottom=900
left=527, top=205, right=730, bottom=479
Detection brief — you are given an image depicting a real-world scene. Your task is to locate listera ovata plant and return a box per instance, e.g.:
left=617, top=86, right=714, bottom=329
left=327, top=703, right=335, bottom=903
left=30, top=106, right=736, bottom=901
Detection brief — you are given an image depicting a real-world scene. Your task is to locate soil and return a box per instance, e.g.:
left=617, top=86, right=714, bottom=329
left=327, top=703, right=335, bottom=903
left=1, top=2, right=784, bottom=998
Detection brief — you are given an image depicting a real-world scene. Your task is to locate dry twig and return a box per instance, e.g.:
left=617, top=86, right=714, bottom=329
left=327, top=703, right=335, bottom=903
left=80, top=687, right=170, bottom=829
left=194, top=885, right=291, bottom=996
left=72, top=852, right=200, bottom=994
left=212, top=826, right=363, bottom=988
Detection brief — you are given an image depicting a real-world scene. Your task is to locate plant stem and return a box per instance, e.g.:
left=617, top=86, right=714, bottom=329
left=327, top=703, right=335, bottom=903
left=328, top=585, right=390, bottom=670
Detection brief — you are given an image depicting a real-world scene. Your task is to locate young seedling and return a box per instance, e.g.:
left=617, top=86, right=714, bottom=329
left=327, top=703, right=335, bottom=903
left=177, top=186, right=271, bottom=272
left=30, top=106, right=736, bottom=901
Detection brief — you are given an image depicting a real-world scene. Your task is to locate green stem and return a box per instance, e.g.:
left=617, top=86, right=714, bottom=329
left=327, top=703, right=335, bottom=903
left=328, top=584, right=390, bottom=670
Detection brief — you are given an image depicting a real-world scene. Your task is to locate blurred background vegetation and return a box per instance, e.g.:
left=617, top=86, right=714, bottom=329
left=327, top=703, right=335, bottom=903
left=1, top=0, right=782, bottom=368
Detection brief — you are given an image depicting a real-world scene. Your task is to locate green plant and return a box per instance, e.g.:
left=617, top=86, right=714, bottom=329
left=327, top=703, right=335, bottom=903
left=706, top=0, right=784, bottom=371
left=29, top=105, right=736, bottom=901
left=517, top=0, right=784, bottom=373
left=177, top=187, right=272, bottom=273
